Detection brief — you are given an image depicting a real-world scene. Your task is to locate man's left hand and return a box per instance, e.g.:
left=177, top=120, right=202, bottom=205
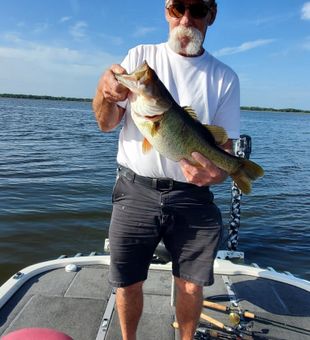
left=180, top=152, right=228, bottom=187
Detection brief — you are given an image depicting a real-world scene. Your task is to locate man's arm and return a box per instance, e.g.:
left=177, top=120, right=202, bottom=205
left=180, top=139, right=233, bottom=187
left=92, top=64, right=128, bottom=132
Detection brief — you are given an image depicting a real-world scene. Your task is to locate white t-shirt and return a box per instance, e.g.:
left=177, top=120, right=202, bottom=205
left=117, top=43, right=240, bottom=182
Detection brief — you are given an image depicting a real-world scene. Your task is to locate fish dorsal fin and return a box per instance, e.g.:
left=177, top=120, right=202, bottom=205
left=182, top=105, right=228, bottom=145
left=183, top=106, right=198, bottom=120
left=204, top=125, right=229, bottom=145
left=142, top=138, right=153, bottom=154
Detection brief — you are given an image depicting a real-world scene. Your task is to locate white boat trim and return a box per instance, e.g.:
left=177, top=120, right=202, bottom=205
left=1, top=253, right=309, bottom=311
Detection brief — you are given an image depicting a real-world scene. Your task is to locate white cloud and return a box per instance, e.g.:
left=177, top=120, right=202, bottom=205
left=301, top=2, right=310, bottom=20
left=60, top=16, right=72, bottom=23
left=3, top=32, right=22, bottom=43
left=33, top=22, right=49, bottom=34
left=69, top=21, right=88, bottom=40
left=133, top=26, right=157, bottom=38
left=0, top=40, right=123, bottom=97
left=249, top=12, right=295, bottom=27
left=213, top=39, right=275, bottom=57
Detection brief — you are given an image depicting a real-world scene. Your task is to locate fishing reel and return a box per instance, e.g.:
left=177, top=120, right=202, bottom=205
left=193, top=300, right=256, bottom=340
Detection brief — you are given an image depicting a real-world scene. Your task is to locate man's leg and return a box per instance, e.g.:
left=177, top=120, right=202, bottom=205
left=175, top=277, right=203, bottom=340
left=116, top=281, right=144, bottom=340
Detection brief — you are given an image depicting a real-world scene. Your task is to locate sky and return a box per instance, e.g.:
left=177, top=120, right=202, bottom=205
left=0, top=0, right=310, bottom=110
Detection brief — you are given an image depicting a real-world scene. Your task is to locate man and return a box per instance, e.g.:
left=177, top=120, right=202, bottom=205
left=92, top=0, right=240, bottom=339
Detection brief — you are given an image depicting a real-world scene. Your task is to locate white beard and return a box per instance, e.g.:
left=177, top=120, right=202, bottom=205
left=168, top=26, right=204, bottom=56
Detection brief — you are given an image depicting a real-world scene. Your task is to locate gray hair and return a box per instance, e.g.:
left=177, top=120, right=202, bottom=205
left=165, top=0, right=216, bottom=5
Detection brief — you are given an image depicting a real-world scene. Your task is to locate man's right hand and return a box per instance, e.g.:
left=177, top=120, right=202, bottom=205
left=99, top=64, right=129, bottom=103
left=92, top=64, right=128, bottom=131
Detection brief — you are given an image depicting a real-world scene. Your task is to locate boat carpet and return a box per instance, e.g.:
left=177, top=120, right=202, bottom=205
left=0, top=264, right=309, bottom=339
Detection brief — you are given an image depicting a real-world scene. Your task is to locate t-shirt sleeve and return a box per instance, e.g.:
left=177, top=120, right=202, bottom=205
left=120, top=46, right=145, bottom=73
left=212, top=72, right=240, bottom=139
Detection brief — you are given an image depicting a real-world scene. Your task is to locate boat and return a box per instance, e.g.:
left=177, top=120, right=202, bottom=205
left=1, top=136, right=309, bottom=340
left=0, top=247, right=309, bottom=339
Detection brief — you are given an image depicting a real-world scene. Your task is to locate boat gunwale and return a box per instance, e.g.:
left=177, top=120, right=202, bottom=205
left=1, top=253, right=309, bottom=310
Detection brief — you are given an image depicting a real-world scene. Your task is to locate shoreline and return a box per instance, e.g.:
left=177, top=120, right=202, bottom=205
left=0, top=93, right=91, bottom=102
left=1, top=93, right=309, bottom=113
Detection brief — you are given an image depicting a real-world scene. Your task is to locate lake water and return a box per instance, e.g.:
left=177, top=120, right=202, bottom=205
left=0, top=98, right=309, bottom=285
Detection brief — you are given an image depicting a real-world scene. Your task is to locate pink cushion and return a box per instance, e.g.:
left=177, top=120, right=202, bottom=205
left=2, top=328, right=73, bottom=340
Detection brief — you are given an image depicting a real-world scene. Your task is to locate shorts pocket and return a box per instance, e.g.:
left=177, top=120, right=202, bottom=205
left=112, top=176, right=125, bottom=203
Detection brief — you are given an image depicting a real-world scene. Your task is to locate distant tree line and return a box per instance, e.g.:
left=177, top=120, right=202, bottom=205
left=1, top=93, right=309, bottom=113
left=241, top=106, right=310, bottom=113
left=0, top=93, right=91, bottom=102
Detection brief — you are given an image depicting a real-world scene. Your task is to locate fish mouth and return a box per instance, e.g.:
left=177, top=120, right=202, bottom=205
left=114, top=73, right=137, bottom=90
left=114, top=61, right=150, bottom=91
left=115, top=74, right=146, bottom=94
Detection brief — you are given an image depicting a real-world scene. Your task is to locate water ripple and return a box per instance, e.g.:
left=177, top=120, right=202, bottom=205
left=0, top=98, right=309, bottom=284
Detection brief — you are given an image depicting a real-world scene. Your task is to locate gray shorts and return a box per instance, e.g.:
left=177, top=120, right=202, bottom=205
left=108, top=169, right=223, bottom=287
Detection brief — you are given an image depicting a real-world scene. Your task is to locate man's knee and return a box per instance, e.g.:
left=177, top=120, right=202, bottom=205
left=175, top=277, right=203, bottom=296
left=116, top=281, right=144, bottom=297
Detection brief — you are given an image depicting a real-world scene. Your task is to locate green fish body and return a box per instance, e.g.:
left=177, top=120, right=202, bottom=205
left=115, top=61, right=264, bottom=194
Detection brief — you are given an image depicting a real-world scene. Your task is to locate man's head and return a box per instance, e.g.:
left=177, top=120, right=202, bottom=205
left=165, top=0, right=217, bottom=56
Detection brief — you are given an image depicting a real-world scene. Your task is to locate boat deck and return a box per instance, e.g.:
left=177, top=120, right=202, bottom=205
left=1, top=260, right=310, bottom=340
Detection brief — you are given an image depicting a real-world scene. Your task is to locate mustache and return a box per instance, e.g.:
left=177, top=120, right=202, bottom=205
left=168, top=26, right=204, bottom=56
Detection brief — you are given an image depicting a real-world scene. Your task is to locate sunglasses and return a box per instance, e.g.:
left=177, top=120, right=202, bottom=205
left=167, top=2, right=210, bottom=19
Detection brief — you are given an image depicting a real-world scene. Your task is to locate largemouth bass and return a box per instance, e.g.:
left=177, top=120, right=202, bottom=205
left=115, top=61, right=264, bottom=194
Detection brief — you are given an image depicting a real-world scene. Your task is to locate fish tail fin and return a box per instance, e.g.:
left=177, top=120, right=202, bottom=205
left=231, top=159, right=264, bottom=194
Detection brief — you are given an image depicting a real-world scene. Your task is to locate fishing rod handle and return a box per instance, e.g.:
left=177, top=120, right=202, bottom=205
left=202, top=300, right=228, bottom=312
left=200, top=312, right=226, bottom=330
left=243, top=311, right=255, bottom=319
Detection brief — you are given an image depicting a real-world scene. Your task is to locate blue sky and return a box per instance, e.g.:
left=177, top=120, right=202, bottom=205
left=0, top=0, right=310, bottom=110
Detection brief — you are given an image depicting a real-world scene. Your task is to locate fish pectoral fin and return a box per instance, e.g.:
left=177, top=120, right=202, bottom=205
left=151, top=121, right=161, bottom=136
left=142, top=138, right=153, bottom=153
left=231, top=159, right=264, bottom=195
left=183, top=106, right=198, bottom=120
left=204, top=125, right=229, bottom=145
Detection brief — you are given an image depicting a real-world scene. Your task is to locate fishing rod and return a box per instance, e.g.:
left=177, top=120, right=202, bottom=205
left=202, top=300, right=310, bottom=338
left=203, top=300, right=254, bottom=324
left=173, top=311, right=255, bottom=340
left=195, top=325, right=285, bottom=340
